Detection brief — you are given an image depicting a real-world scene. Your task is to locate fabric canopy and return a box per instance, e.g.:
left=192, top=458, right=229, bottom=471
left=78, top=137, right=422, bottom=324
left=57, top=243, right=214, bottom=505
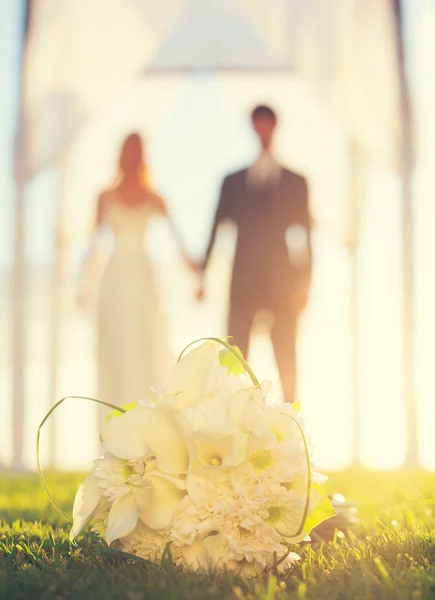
left=19, top=0, right=403, bottom=180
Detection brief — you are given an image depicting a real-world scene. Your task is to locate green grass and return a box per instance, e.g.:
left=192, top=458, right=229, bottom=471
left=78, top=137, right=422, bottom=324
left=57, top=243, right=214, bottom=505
left=1, top=470, right=435, bottom=599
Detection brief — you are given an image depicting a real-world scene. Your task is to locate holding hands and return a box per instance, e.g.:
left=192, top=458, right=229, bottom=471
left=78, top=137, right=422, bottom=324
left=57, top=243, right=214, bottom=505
left=180, top=252, right=205, bottom=302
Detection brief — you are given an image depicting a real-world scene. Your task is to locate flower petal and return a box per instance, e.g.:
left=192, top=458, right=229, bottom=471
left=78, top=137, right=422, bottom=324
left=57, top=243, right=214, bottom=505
left=163, top=342, right=219, bottom=408
left=191, top=427, right=248, bottom=468
left=138, top=473, right=186, bottom=529
left=203, top=533, right=226, bottom=568
left=266, top=496, right=307, bottom=543
left=105, top=491, right=139, bottom=546
left=101, top=407, right=150, bottom=459
left=269, top=412, right=301, bottom=445
left=181, top=539, right=209, bottom=571
left=266, top=481, right=336, bottom=544
left=70, top=474, right=102, bottom=541
left=143, top=408, right=189, bottom=474
left=228, top=387, right=256, bottom=428
left=186, top=472, right=213, bottom=505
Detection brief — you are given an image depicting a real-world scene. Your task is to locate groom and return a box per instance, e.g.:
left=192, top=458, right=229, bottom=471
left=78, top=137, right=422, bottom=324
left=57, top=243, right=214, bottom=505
left=198, top=105, right=312, bottom=403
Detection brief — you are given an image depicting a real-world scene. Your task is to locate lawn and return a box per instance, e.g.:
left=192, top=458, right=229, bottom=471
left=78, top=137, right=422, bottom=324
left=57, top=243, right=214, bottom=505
left=1, top=470, right=435, bottom=599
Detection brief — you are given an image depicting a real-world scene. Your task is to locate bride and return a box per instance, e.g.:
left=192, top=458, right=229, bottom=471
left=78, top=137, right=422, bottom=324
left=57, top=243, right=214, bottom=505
left=80, top=133, right=190, bottom=425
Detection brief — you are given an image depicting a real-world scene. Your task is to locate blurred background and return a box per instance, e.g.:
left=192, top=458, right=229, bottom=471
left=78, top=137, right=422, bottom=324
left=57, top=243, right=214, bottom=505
left=0, top=0, right=434, bottom=473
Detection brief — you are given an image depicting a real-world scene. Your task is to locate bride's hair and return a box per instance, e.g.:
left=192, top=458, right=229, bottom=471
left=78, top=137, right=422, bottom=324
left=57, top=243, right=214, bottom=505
left=112, top=132, right=152, bottom=190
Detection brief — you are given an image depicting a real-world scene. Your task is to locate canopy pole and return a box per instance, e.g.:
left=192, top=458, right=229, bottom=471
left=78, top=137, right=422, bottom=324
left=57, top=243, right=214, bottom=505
left=349, top=140, right=365, bottom=466
left=47, top=163, right=69, bottom=469
left=401, top=125, right=418, bottom=469
left=11, top=0, right=32, bottom=471
left=393, top=0, right=418, bottom=468
left=47, top=222, right=62, bottom=469
left=11, top=179, right=26, bottom=470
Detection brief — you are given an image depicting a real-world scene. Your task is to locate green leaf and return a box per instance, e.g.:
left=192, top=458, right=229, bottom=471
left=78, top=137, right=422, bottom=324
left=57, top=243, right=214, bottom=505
left=178, top=337, right=259, bottom=386
left=304, top=482, right=336, bottom=534
left=106, top=402, right=138, bottom=423
left=219, top=346, right=245, bottom=376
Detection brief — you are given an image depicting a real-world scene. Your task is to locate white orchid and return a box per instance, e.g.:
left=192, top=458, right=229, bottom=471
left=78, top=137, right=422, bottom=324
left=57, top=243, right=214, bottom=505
left=67, top=338, right=335, bottom=575
left=71, top=405, right=189, bottom=545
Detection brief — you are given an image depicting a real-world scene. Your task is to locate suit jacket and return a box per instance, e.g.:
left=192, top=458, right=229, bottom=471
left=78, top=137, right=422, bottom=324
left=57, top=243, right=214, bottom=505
left=204, top=167, right=312, bottom=309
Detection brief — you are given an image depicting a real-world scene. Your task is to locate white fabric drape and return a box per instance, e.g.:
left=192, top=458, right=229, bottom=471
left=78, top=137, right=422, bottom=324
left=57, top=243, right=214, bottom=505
left=20, top=0, right=402, bottom=181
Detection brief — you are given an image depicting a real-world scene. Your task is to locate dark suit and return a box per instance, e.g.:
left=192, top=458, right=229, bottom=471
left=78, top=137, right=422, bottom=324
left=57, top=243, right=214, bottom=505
left=204, top=167, right=312, bottom=403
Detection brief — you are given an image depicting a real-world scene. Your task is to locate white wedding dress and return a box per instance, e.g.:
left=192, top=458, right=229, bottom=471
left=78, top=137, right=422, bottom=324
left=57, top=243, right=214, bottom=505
left=97, top=197, right=171, bottom=424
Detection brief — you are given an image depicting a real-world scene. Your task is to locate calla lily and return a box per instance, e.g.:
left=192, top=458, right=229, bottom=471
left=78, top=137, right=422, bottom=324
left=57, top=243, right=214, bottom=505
left=138, top=473, right=186, bottom=529
left=142, top=407, right=189, bottom=474
left=185, top=473, right=208, bottom=505
left=185, top=472, right=217, bottom=506
left=101, top=407, right=150, bottom=459
left=265, top=496, right=308, bottom=543
left=70, top=474, right=103, bottom=541
left=162, top=342, right=220, bottom=409
left=203, top=533, right=226, bottom=568
left=181, top=539, right=209, bottom=570
left=190, top=427, right=248, bottom=468
left=267, top=483, right=336, bottom=544
left=105, top=490, right=139, bottom=546
left=185, top=384, right=255, bottom=431
left=227, top=387, right=257, bottom=429
left=181, top=534, right=226, bottom=571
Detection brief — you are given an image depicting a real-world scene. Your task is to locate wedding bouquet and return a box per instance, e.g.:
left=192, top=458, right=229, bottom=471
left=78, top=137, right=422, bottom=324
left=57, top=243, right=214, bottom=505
left=42, top=339, right=335, bottom=576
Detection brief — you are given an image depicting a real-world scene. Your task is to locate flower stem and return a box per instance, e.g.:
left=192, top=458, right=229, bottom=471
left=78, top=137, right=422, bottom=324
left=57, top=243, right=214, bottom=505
left=36, top=396, right=126, bottom=522
left=281, top=412, right=312, bottom=538
left=177, top=337, right=260, bottom=386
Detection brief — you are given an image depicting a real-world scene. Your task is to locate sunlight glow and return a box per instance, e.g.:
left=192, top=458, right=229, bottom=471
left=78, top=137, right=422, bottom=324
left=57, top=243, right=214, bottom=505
left=1, top=62, right=435, bottom=471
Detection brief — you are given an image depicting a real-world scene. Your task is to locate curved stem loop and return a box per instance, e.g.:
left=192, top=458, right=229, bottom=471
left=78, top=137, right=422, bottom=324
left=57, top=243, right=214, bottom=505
left=36, top=396, right=126, bottom=522
left=178, top=337, right=259, bottom=386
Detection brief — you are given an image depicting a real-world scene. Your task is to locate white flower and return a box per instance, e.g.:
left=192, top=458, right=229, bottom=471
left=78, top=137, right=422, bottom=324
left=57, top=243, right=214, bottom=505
left=93, top=454, right=145, bottom=501
left=101, top=407, right=151, bottom=459
left=70, top=474, right=103, bottom=542
left=119, top=520, right=173, bottom=563
left=173, top=485, right=299, bottom=575
left=161, top=341, right=221, bottom=409
left=70, top=456, right=146, bottom=545
left=71, top=460, right=187, bottom=545
left=135, top=472, right=186, bottom=530
left=162, top=341, right=250, bottom=414
left=188, top=426, right=249, bottom=470
left=69, top=339, right=335, bottom=574
left=71, top=405, right=190, bottom=544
